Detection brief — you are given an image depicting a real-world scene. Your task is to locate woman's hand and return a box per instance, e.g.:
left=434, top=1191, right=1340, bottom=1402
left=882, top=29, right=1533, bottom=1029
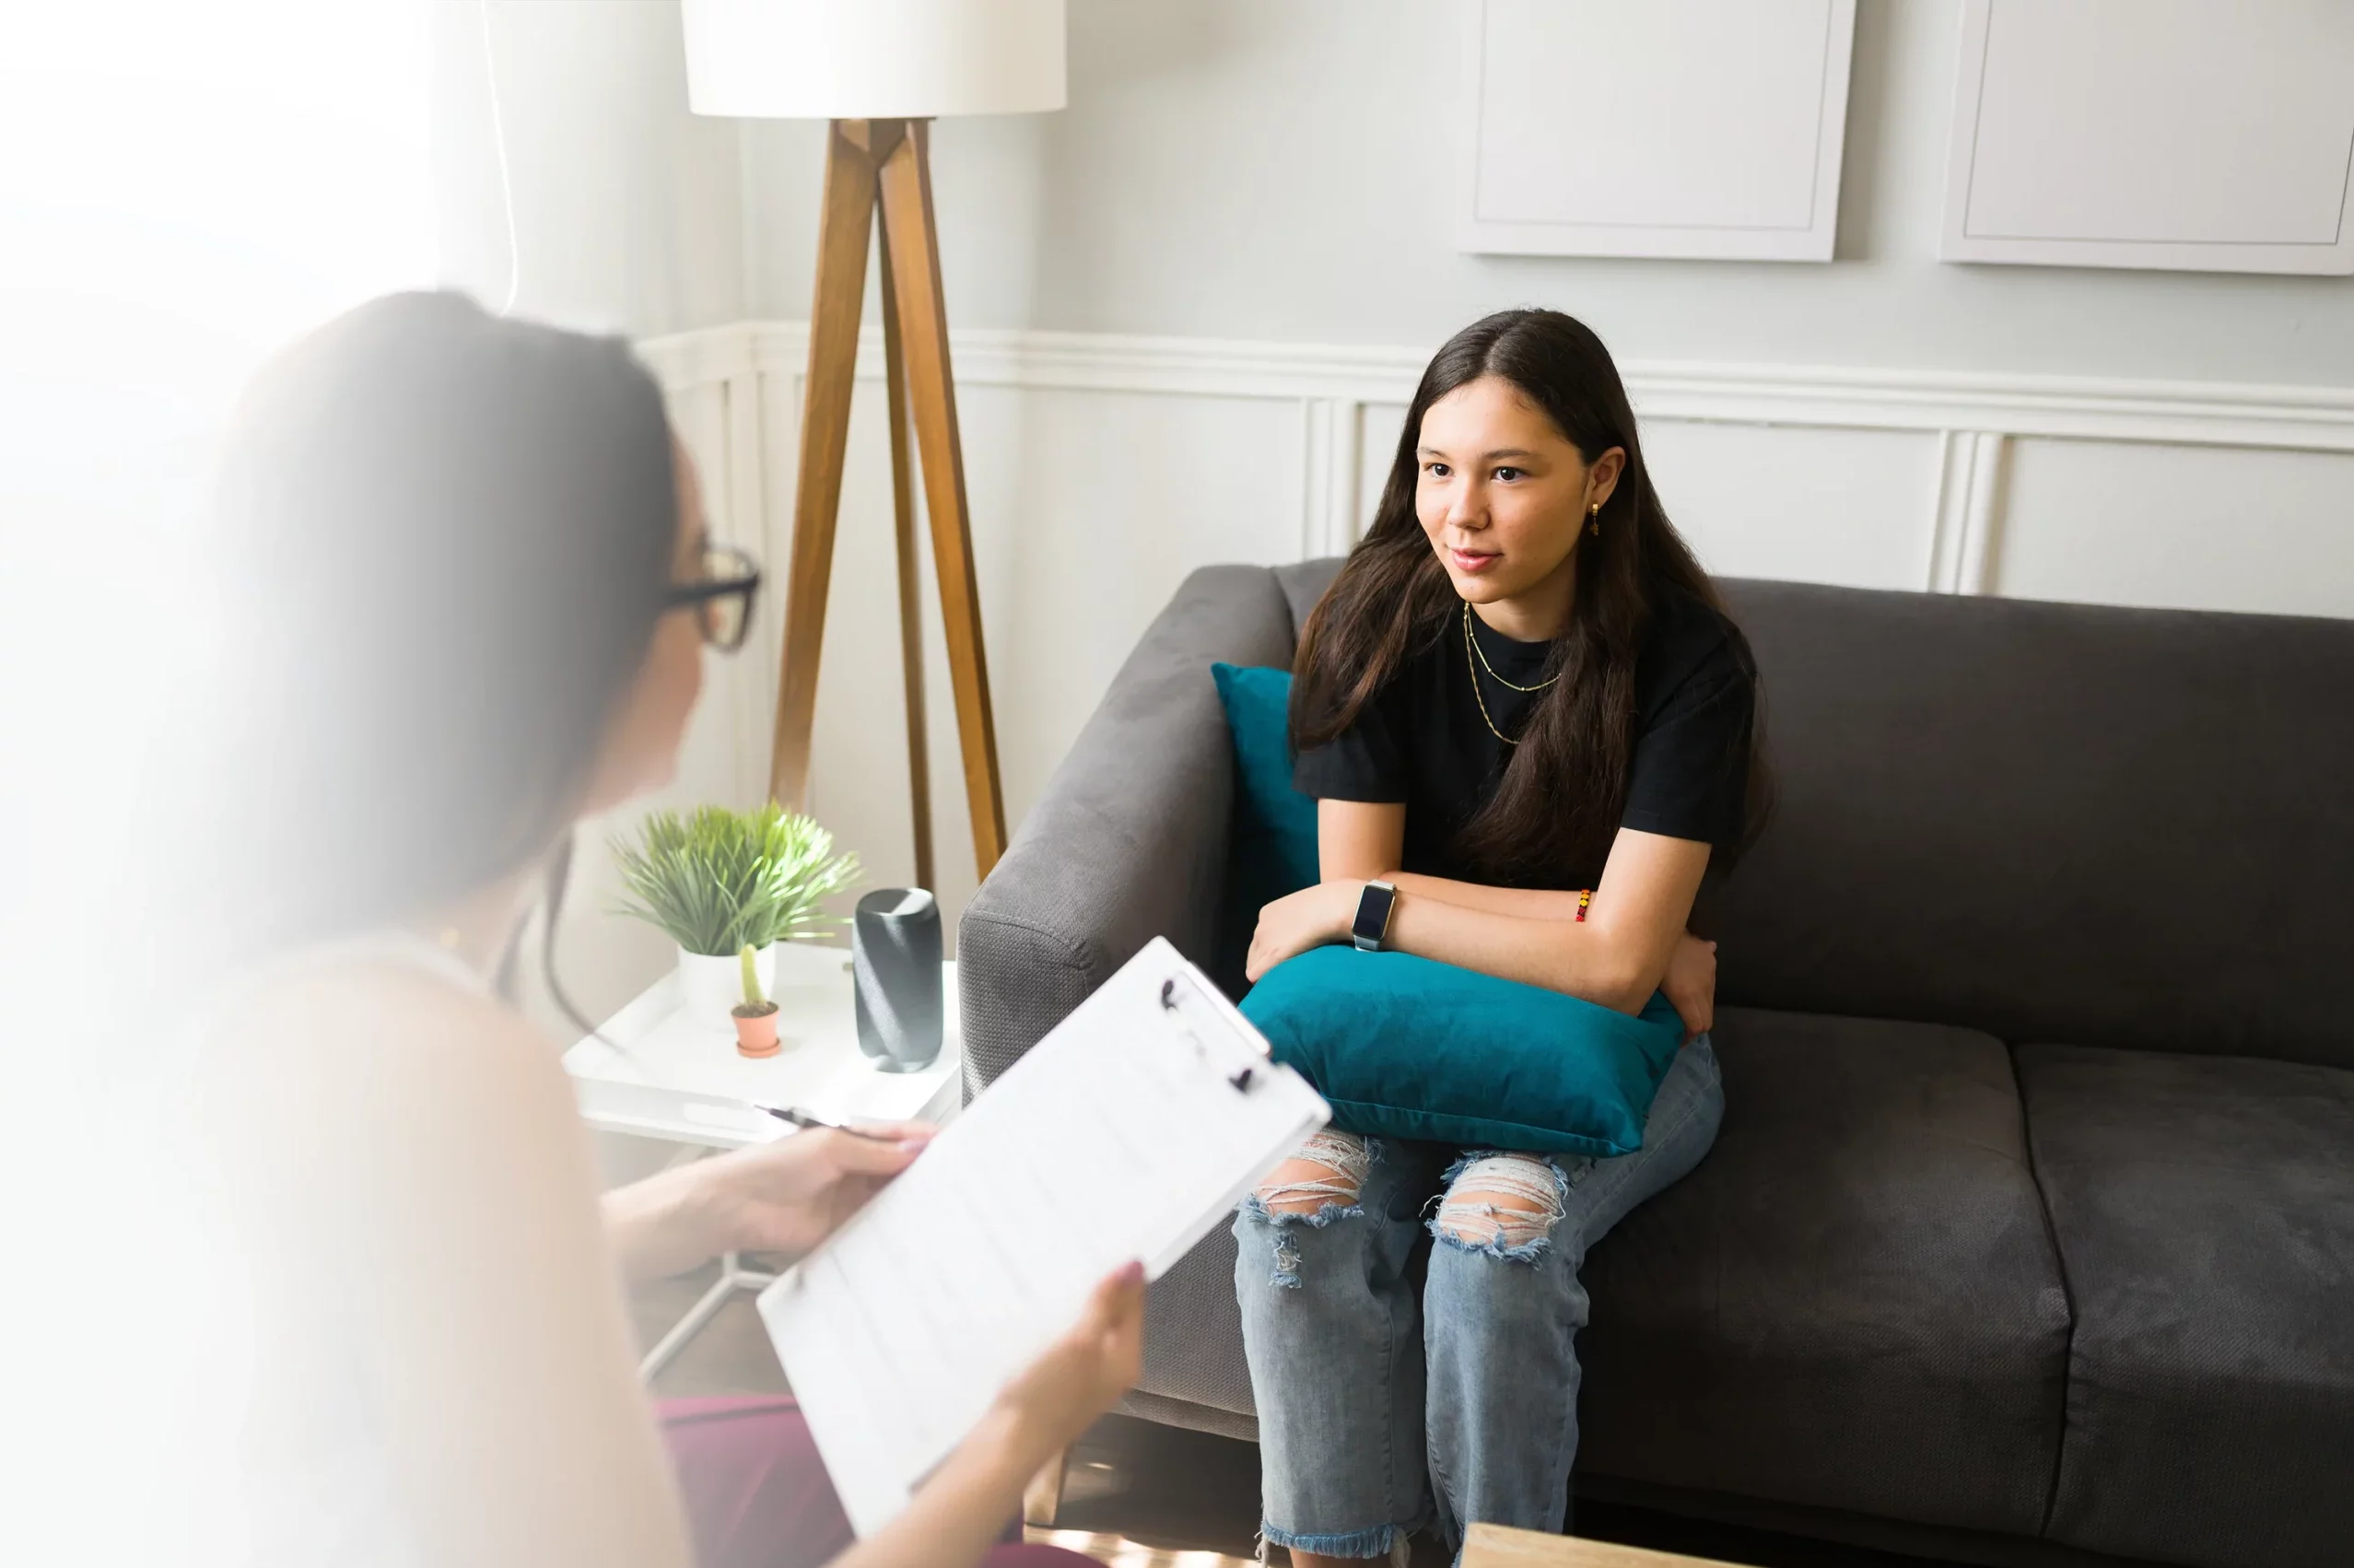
left=992, top=1261, right=1147, bottom=1462
left=1246, top=881, right=1361, bottom=982
left=603, top=1123, right=934, bottom=1282
left=693, top=1122, right=935, bottom=1258
left=842, top=1262, right=1145, bottom=1568
left=1663, top=932, right=1717, bottom=1041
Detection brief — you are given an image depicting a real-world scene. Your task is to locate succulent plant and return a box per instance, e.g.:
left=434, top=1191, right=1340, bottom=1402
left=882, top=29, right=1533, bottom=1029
left=611, top=802, right=861, bottom=957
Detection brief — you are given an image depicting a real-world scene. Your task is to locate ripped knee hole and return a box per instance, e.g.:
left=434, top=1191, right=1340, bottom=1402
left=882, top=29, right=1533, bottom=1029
left=1433, top=1152, right=1563, bottom=1249
left=1252, top=1129, right=1370, bottom=1214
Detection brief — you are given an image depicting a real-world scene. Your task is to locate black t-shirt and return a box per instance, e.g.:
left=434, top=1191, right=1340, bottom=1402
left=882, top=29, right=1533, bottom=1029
left=1293, top=591, right=1756, bottom=890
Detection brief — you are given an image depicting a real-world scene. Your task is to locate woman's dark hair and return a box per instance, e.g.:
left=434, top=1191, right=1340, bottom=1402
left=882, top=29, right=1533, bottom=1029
left=1291, top=307, right=1766, bottom=884
left=206, top=291, right=677, bottom=965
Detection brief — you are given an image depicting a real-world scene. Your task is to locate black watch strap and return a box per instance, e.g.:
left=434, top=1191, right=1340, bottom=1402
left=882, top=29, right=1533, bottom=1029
left=1352, top=880, right=1399, bottom=952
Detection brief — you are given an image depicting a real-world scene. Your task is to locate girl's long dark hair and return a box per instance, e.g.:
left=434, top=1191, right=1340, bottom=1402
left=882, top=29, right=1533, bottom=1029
left=1291, top=308, right=1766, bottom=884
left=205, top=292, right=677, bottom=983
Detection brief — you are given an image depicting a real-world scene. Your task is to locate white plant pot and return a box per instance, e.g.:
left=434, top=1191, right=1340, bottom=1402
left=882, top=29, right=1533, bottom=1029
left=678, top=943, right=777, bottom=1031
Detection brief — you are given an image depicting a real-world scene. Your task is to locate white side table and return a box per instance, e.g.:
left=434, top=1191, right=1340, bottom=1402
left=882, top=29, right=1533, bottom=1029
left=565, top=941, right=962, bottom=1375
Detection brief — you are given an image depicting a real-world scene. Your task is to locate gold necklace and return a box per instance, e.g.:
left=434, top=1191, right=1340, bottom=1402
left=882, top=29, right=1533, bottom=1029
left=1463, top=602, right=1561, bottom=692
left=1464, top=604, right=1522, bottom=744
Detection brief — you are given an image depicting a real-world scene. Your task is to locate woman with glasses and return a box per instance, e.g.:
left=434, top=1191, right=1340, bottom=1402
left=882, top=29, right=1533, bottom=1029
left=194, top=292, right=1139, bottom=1568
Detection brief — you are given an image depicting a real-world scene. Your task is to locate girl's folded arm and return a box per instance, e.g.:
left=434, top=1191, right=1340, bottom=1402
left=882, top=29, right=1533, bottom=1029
left=1308, top=799, right=1707, bottom=1012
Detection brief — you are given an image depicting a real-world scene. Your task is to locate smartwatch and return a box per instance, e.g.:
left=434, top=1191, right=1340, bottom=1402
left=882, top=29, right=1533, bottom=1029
left=1351, top=880, right=1399, bottom=952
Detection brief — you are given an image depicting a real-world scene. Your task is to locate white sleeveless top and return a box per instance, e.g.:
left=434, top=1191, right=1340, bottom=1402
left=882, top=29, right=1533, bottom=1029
left=210, top=932, right=495, bottom=1568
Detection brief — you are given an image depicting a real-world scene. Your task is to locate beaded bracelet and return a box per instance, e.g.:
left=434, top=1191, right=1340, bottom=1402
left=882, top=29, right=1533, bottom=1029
left=1575, top=889, right=1592, bottom=923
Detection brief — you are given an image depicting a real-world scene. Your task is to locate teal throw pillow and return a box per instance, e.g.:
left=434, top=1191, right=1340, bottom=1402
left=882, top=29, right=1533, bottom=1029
left=1241, top=945, right=1685, bottom=1156
left=1211, top=662, right=1318, bottom=890
left=1211, top=663, right=1320, bottom=991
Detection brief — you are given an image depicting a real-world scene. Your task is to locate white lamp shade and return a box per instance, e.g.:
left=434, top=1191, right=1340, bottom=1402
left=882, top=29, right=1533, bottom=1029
left=683, top=0, right=1067, bottom=120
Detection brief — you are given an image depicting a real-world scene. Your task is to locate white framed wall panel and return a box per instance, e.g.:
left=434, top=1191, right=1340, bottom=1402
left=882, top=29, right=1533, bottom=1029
left=1941, top=0, right=2354, bottom=275
left=1460, top=0, right=1855, bottom=262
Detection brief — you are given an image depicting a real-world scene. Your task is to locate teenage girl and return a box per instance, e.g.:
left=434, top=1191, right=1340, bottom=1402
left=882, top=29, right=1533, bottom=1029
left=194, top=293, right=1139, bottom=1568
left=1232, top=309, right=1763, bottom=1562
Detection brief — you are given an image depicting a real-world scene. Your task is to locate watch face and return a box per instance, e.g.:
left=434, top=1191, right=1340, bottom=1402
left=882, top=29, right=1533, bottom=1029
left=1353, top=882, right=1395, bottom=948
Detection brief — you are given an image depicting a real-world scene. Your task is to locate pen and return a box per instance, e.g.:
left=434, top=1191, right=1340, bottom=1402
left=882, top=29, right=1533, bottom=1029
left=755, top=1103, right=900, bottom=1141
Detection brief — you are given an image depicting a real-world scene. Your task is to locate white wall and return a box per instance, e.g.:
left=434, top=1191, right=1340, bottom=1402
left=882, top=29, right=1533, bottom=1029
left=741, top=0, right=2354, bottom=382
left=438, top=0, right=746, bottom=338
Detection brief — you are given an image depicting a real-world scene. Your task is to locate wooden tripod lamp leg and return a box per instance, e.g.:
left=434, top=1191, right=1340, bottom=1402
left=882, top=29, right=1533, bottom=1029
left=875, top=198, right=936, bottom=895
left=877, top=119, right=1011, bottom=876
left=768, top=121, right=881, bottom=811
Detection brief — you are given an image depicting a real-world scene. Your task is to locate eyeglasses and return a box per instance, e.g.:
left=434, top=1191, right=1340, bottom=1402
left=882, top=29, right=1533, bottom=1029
left=664, top=542, right=763, bottom=652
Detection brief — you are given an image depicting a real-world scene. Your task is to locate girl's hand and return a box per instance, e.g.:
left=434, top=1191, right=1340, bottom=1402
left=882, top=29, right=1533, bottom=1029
left=605, top=1123, right=934, bottom=1281
left=1664, top=932, right=1717, bottom=1041
left=992, top=1262, right=1146, bottom=1461
left=1246, top=881, right=1360, bottom=982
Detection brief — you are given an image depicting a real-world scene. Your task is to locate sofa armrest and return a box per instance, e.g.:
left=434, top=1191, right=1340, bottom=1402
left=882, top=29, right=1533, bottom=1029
left=957, top=564, right=1297, bottom=1098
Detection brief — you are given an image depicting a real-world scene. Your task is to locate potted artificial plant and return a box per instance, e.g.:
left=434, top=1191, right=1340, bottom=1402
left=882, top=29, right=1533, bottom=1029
left=732, top=943, right=781, bottom=1058
left=612, top=802, right=861, bottom=1029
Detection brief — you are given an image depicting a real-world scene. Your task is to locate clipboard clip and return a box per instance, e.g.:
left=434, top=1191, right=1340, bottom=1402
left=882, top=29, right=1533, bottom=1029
left=1161, top=975, right=1260, bottom=1095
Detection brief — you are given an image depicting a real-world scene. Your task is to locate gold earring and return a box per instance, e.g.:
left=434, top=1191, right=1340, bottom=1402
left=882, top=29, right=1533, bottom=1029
left=1587, top=501, right=1601, bottom=537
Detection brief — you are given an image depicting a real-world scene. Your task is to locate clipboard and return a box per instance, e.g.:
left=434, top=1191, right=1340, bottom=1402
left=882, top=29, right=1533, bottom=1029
left=755, top=937, right=1329, bottom=1538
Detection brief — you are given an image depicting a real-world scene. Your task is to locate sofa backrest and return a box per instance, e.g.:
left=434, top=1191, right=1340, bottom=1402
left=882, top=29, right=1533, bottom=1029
left=1274, top=560, right=2354, bottom=1069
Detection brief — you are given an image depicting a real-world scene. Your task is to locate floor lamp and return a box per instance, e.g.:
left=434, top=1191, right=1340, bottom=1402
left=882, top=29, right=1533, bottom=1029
left=682, top=0, right=1067, bottom=886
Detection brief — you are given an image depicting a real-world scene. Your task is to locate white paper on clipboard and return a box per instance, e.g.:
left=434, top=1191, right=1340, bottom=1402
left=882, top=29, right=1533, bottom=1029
left=755, top=937, right=1329, bottom=1539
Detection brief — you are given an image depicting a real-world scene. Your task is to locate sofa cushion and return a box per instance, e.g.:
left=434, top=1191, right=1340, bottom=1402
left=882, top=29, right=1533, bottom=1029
left=2018, top=1044, right=2354, bottom=1568
left=1575, top=1006, right=2071, bottom=1538
left=1707, top=581, right=2354, bottom=1070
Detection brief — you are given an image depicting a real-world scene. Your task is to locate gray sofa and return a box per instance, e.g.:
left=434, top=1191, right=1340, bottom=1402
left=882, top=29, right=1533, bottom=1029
left=958, top=559, right=2354, bottom=1568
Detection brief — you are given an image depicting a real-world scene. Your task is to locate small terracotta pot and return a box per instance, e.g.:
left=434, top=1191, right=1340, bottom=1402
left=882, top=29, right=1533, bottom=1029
left=732, top=1002, right=781, bottom=1059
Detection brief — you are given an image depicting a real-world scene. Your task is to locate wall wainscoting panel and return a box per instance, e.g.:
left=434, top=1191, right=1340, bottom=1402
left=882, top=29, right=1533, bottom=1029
left=1644, top=419, right=1950, bottom=592
left=1996, top=439, right=2354, bottom=618
left=626, top=319, right=2354, bottom=952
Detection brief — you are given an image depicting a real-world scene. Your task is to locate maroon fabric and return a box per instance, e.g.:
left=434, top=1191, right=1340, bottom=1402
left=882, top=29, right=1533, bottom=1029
left=658, top=1396, right=1095, bottom=1568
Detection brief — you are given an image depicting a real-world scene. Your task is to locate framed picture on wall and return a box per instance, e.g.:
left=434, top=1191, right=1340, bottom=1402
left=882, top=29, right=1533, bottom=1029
left=1458, top=0, right=1856, bottom=263
left=1939, top=0, right=2354, bottom=275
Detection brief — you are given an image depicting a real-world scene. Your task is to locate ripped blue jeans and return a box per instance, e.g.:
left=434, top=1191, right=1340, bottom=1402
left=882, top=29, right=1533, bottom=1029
left=1231, top=1036, right=1724, bottom=1559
